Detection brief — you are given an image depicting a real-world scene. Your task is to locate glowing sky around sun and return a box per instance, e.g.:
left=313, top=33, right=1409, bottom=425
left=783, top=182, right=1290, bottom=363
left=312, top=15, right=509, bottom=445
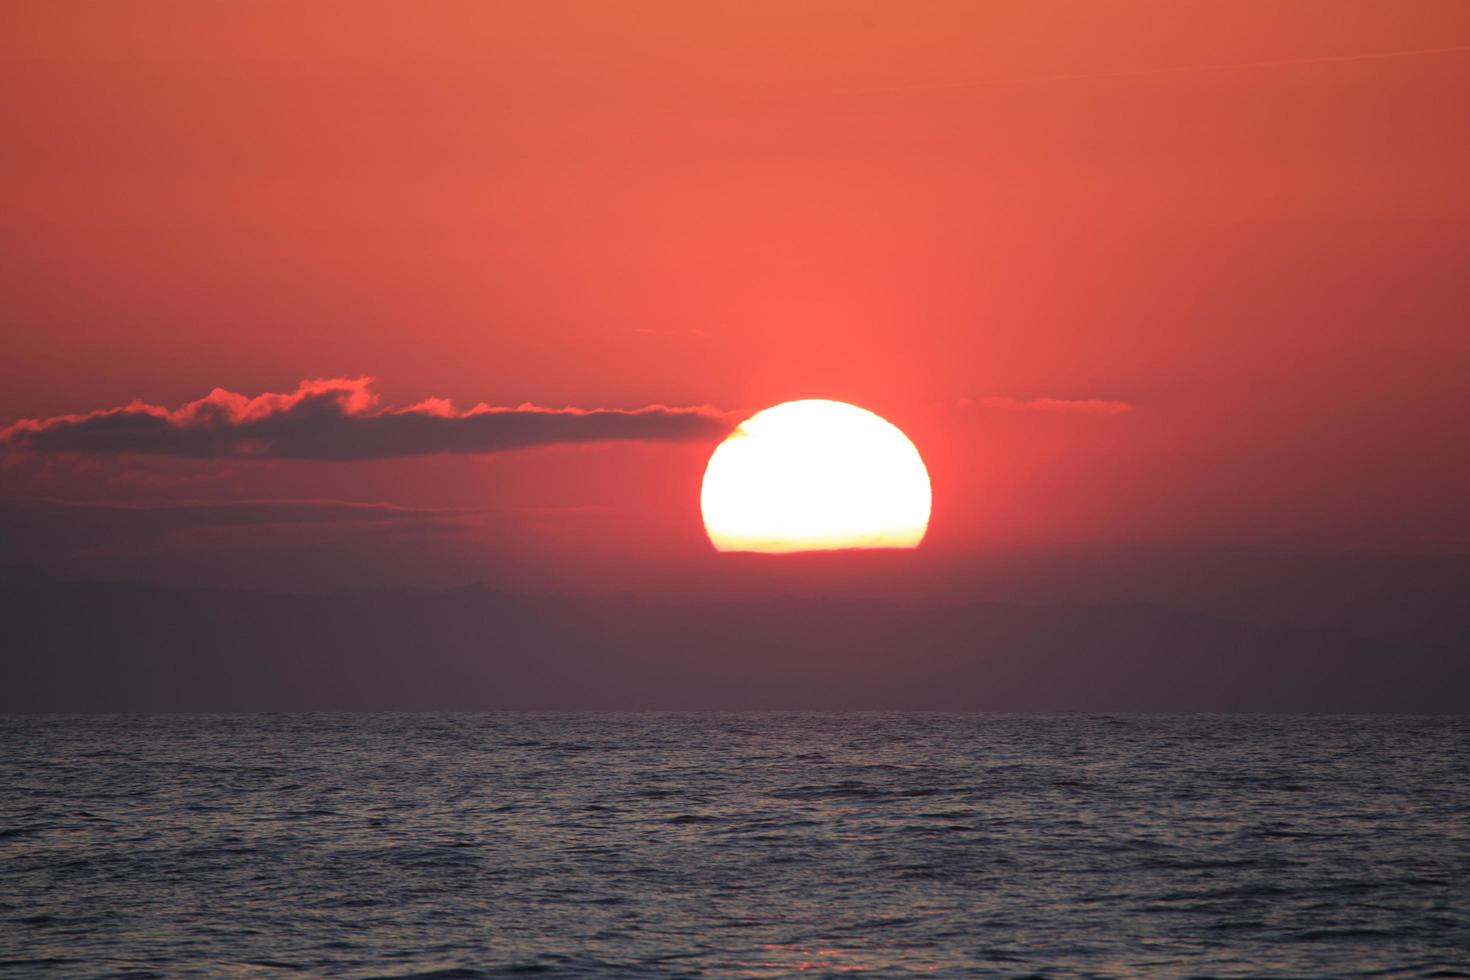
left=0, top=4, right=1466, bottom=593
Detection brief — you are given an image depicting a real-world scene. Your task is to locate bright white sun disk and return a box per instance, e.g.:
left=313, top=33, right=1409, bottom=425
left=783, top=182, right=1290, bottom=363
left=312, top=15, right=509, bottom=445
left=700, top=399, right=932, bottom=553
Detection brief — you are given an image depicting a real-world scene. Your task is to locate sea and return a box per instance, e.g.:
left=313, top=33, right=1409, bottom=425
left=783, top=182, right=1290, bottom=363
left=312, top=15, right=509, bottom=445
left=2, top=714, right=1467, bottom=978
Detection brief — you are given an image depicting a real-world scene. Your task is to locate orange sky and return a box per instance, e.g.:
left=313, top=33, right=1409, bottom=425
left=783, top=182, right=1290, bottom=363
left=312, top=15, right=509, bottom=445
left=1, top=2, right=1467, bottom=592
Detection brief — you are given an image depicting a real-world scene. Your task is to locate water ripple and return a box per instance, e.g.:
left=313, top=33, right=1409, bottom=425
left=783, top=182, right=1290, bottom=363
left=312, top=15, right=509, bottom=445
left=1, top=713, right=1467, bottom=977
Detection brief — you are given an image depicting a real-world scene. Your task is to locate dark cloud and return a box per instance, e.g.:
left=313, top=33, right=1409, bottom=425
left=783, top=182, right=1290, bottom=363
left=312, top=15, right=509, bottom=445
left=0, top=378, right=731, bottom=459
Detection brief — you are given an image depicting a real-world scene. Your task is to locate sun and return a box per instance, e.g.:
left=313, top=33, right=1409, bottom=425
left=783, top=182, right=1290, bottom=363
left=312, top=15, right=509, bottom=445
left=700, top=399, right=932, bottom=553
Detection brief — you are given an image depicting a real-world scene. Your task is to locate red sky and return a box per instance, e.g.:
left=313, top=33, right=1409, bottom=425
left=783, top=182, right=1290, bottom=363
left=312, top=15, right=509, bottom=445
left=1, top=2, right=1467, bottom=595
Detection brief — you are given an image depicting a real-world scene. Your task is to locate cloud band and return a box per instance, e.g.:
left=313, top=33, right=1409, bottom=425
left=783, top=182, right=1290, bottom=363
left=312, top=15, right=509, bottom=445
left=0, top=378, right=731, bottom=460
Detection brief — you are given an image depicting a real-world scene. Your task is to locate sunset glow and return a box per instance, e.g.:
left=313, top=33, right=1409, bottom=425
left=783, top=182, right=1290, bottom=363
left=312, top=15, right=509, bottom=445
left=0, top=5, right=1466, bottom=977
left=700, top=400, right=931, bottom=553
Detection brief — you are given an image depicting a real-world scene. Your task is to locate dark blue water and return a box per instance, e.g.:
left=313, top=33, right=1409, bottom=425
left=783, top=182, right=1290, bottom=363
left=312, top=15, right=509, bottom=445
left=2, top=714, right=1467, bottom=978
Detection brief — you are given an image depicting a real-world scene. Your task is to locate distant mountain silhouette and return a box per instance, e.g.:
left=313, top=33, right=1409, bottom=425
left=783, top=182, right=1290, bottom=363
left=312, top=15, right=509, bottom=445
left=3, top=580, right=1464, bottom=712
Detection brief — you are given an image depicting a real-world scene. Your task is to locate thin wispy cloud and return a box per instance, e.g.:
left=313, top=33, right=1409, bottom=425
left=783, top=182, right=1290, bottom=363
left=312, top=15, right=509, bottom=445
left=961, top=396, right=1136, bottom=416
left=1, top=498, right=482, bottom=529
left=0, top=378, right=731, bottom=460
left=845, top=44, right=1470, bottom=99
